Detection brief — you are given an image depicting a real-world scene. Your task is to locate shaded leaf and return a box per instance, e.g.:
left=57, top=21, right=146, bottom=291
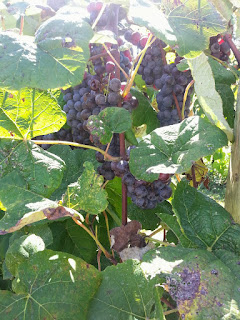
left=0, top=12, right=93, bottom=90
left=130, top=0, right=226, bottom=57
left=62, top=161, right=108, bottom=215
left=131, top=88, right=159, bottom=134
left=188, top=53, right=233, bottom=141
left=88, top=259, right=158, bottom=320
left=129, top=116, right=228, bottom=181
left=0, top=89, right=66, bottom=140
left=87, top=107, right=132, bottom=144
left=172, top=181, right=240, bottom=253
left=216, top=83, right=235, bottom=128
left=0, top=250, right=102, bottom=319
left=0, top=140, right=65, bottom=198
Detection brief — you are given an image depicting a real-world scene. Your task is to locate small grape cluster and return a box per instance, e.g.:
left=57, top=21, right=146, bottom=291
left=124, top=31, right=165, bottom=86
left=34, top=128, right=73, bottom=150
left=210, top=35, right=231, bottom=62
left=156, top=60, right=193, bottom=127
left=110, top=157, right=172, bottom=209
left=95, top=134, right=120, bottom=181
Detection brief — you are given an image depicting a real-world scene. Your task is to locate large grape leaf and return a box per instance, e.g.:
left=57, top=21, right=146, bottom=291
left=0, top=140, right=65, bottom=198
left=172, top=181, right=240, bottom=254
left=87, top=107, right=132, bottom=145
left=88, top=259, right=159, bottom=320
left=131, top=88, right=159, bottom=134
left=0, top=250, right=102, bottom=319
left=129, top=0, right=226, bottom=57
left=141, top=246, right=240, bottom=320
left=62, top=161, right=108, bottom=215
left=0, top=11, right=93, bottom=90
left=188, top=53, right=233, bottom=141
left=0, top=172, right=79, bottom=234
left=129, top=116, right=228, bottom=181
left=49, top=145, right=98, bottom=200
left=0, top=89, right=66, bottom=140
left=5, top=234, right=46, bottom=276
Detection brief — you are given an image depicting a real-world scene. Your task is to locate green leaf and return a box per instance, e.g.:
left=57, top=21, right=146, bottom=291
left=172, top=181, right=240, bottom=253
left=0, top=89, right=66, bottom=140
left=208, top=0, right=233, bottom=21
left=131, top=88, right=159, bottom=134
left=129, top=116, right=228, bottom=181
left=0, top=250, right=102, bottom=319
left=48, top=145, right=98, bottom=200
left=65, top=219, right=97, bottom=265
left=208, top=57, right=236, bottom=85
left=142, top=246, right=240, bottom=319
left=128, top=202, right=163, bottom=230
left=0, top=172, right=78, bottom=234
left=188, top=53, right=233, bottom=141
left=90, top=30, right=118, bottom=45
left=87, top=107, right=132, bottom=144
left=88, top=259, right=158, bottom=320
left=216, top=83, right=235, bottom=128
left=0, top=13, right=93, bottom=90
left=130, top=0, right=226, bottom=57
left=0, top=140, right=65, bottom=198
left=5, top=234, right=46, bottom=276
left=62, top=161, right=108, bottom=215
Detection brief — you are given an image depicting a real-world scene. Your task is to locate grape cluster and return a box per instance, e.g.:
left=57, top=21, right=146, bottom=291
left=110, top=156, right=172, bottom=209
left=138, top=38, right=165, bottom=86
left=210, top=35, right=230, bottom=62
left=34, top=128, right=73, bottom=150
left=95, top=134, right=120, bottom=180
left=156, top=61, right=193, bottom=127
left=62, top=76, right=125, bottom=144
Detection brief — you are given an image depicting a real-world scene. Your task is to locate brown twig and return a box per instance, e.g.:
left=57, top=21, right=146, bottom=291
left=19, top=15, right=24, bottom=35
left=159, top=41, right=167, bottom=65
left=172, top=92, right=182, bottom=121
left=224, top=34, right=240, bottom=67
left=97, top=249, right=102, bottom=271
left=161, top=297, right=177, bottom=310
left=1, top=16, right=5, bottom=31
left=88, top=49, right=116, bottom=62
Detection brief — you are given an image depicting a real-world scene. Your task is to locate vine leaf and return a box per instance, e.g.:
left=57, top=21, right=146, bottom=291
left=130, top=0, right=226, bottom=57
left=142, top=246, right=240, bottom=319
left=172, top=181, right=240, bottom=254
left=0, top=250, right=102, bottom=319
left=0, top=89, right=66, bottom=140
left=88, top=259, right=159, bottom=320
left=5, top=234, right=46, bottom=276
left=0, top=140, right=65, bottom=198
left=62, top=161, right=108, bottom=215
left=0, top=11, right=93, bottom=90
left=129, top=116, right=228, bottom=182
left=49, top=145, right=98, bottom=200
left=87, top=107, right=132, bottom=144
left=0, top=171, right=80, bottom=234
left=188, top=53, right=233, bottom=141
left=131, top=88, right=159, bottom=134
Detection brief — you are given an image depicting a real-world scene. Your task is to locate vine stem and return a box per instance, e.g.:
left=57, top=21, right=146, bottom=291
left=110, top=4, right=128, bottom=226
left=1, top=16, right=5, bottom=30
left=32, top=140, right=120, bottom=161
left=160, top=297, right=177, bottom=310
left=163, top=308, right=179, bottom=316
left=145, top=237, right=176, bottom=247
left=102, top=43, right=129, bottom=80
left=88, top=49, right=117, bottom=62
left=123, top=34, right=154, bottom=98
left=224, top=33, right=240, bottom=67
left=72, top=217, right=117, bottom=264
left=181, top=80, right=195, bottom=120
left=91, top=2, right=106, bottom=29
left=148, top=226, right=164, bottom=238
left=19, top=15, right=24, bottom=35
